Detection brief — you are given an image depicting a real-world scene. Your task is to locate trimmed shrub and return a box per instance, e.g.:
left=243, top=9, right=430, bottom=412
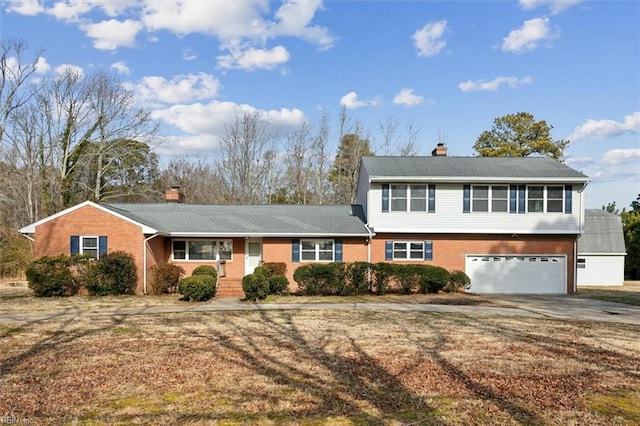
left=372, top=262, right=394, bottom=295
left=419, top=265, right=450, bottom=294
left=85, top=251, right=137, bottom=296
left=395, top=264, right=424, bottom=294
left=262, top=262, right=287, bottom=276
left=253, top=266, right=271, bottom=277
left=150, top=262, right=183, bottom=295
left=347, top=261, right=372, bottom=295
left=444, top=270, right=471, bottom=293
left=26, top=255, right=76, bottom=297
left=293, top=263, right=340, bottom=296
left=269, top=275, right=290, bottom=295
left=192, top=265, right=218, bottom=281
left=178, top=275, right=216, bottom=301
left=242, top=273, right=270, bottom=301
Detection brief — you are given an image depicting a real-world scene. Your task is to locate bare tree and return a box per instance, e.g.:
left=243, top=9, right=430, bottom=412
left=159, top=156, right=227, bottom=204
left=378, top=114, right=399, bottom=156
left=310, top=111, right=331, bottom=204
left=396, top=120, right=422, bottom=156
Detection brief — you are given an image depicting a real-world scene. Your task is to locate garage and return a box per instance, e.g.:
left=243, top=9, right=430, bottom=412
left=465, top=255, right=566, bottom=294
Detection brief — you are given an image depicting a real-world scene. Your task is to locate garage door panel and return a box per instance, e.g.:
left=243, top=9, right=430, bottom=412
left=466, top=255, right=565, bottom=294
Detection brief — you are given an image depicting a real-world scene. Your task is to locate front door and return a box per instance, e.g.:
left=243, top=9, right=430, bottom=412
left=245, top=238, right=263, bottom=275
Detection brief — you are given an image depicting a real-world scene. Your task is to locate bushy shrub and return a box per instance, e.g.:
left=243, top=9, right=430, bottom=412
left=262, top=262, right=287, bottom=276
left=293, top=263, right=335, bottom=295
left=253, top=266, right=271, bottom=277
left=394, top=264, right=425, bottom=294
left=150, top=262, right=183, bottom=295
left=26, top=255, right=78, bottom=297
left=85, top=251, right=137, bottom=296
left=347, top=262, right=372, bottom=295
left=192, top=265, right=218, bottom=281
left=372, top=262, right=394, bottom=295
left=268, top=275, right=290, bottom=295
left=178, top=275, right=216, bottom=301
left=444, top=270, right=471, bottom=293
left=242, top=273, right=270, bottom=301
left=419, top=265, right=450, bottom=294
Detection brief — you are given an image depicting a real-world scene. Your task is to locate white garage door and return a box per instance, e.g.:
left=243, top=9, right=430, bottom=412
left=465, top=255, right=566, bottom=294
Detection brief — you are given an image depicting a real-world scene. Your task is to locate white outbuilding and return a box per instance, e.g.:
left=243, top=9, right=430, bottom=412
left=577, top=209, right=626, bottom=286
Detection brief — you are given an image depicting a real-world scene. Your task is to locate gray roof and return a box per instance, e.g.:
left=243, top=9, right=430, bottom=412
left=103, top=203, right=370, bottom=236
left=360, top=156, right=589, bottom=180
left=578, top=209, right=626, bottom=254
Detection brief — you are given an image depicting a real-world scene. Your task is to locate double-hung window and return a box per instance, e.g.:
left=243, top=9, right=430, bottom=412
left=81, top=236, right=99, bottom=258
left=301, top=239, right=334, bottom=262
left=386, top=240, right=433, bottom=261
left=527, top=186, right=565, bottom=213
left=172, top=240, right=233, bottom=261
left=390, top=184, right=430, bottom=212
left=70, top=235, right=107, bottom=259
left=471, top=185, right=508, bottom=212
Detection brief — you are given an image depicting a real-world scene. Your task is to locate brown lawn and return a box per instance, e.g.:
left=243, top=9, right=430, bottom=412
left=576, top=281, right=640, bottom=306
left=1, top=309, right=639, bottom=425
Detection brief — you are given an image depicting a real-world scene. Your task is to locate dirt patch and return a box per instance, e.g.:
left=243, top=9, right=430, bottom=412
left=1, top=311, right=638, bottom=425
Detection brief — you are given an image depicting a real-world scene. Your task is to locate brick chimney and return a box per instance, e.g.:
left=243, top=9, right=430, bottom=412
left=431, top=142, right=447, bottom=157
left=165, top=186, right=185, bottom=203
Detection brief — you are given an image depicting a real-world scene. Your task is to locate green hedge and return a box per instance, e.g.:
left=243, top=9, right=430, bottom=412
left=178, top=275, right=216, bottom=301
left=192, top=265, right=218, bottom=281
left=84, top=251, right=138, bottom=296
left=26, top=255, right=86, bottom=297
left=444, top=270, right=471, bottom=293
left=242, top=273, right=270, bottom=301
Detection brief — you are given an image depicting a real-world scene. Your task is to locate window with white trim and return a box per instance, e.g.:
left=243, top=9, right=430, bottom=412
left=172, top=240, right=232, bottom=261
left=391, top=184, right=428, bottom=212
left=471, top=185, right=508, bottom=212
left=527, top=185, right=565, bottom=213
left=390, top=241, right=433, bottom=261
left=81, top=236, right=99, bottom=258
left=301, top=239, right=334, bottom=262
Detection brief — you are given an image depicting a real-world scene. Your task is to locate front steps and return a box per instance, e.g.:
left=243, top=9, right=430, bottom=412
left=216, top=279, right=245, bottom=298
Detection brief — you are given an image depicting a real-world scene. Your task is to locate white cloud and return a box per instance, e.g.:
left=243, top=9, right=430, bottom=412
left=54, top=64, right=84, bottom=77
left=392, top=89, right=425, bottom=106
left=601, top=148, right=640, bottom=166
left=5, top=0, right=44, bottom=16
left=270, top=0, right=334, bottom=49
left=501, top=17, right=557, bottom=53
left=412, top=20, right=447, bottom=57
left=125, top=73, right=221, bottom=105
left=458, top=76, right=533, bottom=92
left=568, top=112, right=640, bottom=141
left=519, top=0, right=584, bottom=14
left=110, top=61, right=130, bottom=75
left=183, top=48, right=197, bottom=61
left=340, top=91, right=378, bottom=109
left=564, top=156, right=593, bottom=169
left=217, top=45, right=290, bottom=71
left=46, top=1, right=93, bottom=22
left=35, top=56, right=51, bottom=74
left=152, top=101, right=305, bottom=141
left=83, top=19, right=143, bottom=50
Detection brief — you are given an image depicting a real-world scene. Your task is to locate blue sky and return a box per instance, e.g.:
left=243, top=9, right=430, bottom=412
left=2, top=0, right=639, bottom=209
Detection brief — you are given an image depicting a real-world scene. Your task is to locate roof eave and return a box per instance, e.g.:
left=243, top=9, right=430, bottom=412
left=167, top=232, right=372, bottom=238
left=369, top=176, right=590, bottom=183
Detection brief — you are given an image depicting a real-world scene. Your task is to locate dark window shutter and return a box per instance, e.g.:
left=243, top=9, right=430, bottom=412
left=334, top=240, right=343, bottom=262
left=424, top=241, right=433, bottom=261
left=565, top=185, right=572, bottom=214
left=463, top=185, right=470, bottom=213
left=385, top=241, right=393, bottom=260
left=510, top=185, right=517, bottom=214
left=382, top=184, right=389, bottom=212
left=292, top=239, right=300, bottom=262
left=99, top=236, right=108, bottom=257
left=428, top=184, right=436, bottom=213
left=70, top=236, right=80, bottom=256
left=518, top=185, right=526, bottom=214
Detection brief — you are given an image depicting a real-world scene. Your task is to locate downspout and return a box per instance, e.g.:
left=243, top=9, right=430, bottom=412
left=143, top=233, right=160, bottom=295
left=573, top=238, right=578, bottom=294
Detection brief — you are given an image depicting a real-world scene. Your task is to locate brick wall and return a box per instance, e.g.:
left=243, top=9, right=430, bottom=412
left=371, top=233, right=577, bottom=293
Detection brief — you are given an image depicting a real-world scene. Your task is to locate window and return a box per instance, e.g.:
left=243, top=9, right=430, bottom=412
left=81, top=236, right=99, bottom=258
left=471, top=185, right=508, bottom=212
left=387, top=241, right=433, bottom=261
left=172, top=240, right=232, bottom=261
left=527, top=186, right=565, bottom=213
left=390, top=184, right=430, bottom=212
left=301, top=239, right=334, bottom=262
left=577, top=258, right=586, bottom=269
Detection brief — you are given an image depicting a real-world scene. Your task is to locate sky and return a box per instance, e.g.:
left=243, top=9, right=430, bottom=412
left=1, top=0, right=639, bottom=209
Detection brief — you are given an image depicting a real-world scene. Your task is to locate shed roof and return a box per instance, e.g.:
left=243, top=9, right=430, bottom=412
left=578, top=209, right=626, bottom=255
left=360, top=156, right=589, bottom=181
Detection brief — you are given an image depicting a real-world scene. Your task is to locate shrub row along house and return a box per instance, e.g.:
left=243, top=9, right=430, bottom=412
left=20, top=145, right=593, bottom=296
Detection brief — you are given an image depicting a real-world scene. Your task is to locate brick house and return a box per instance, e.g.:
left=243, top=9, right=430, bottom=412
left=20, top=147, right=590, bottom=296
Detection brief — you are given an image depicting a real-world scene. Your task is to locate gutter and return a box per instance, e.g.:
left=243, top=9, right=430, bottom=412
left=142, top=233, right=160, bottom=295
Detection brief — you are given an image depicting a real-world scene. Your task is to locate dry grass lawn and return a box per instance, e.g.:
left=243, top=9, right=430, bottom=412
left=576, top=281, right=640, bottom=306
left=1, top=309, right=639, bottom=425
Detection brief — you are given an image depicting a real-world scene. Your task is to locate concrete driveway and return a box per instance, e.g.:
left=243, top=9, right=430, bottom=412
left=483, top=294, right=640, bottom=325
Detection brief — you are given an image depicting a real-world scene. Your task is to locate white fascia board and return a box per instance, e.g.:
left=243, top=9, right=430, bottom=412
left=369, top=176, right=590, bottom=183
left=19, top=200, right=157, bottom=234
left=578, top=252, right=627, bottom=256
left=371, top=227, right=580, bottom=235
left=167, top=232, right=372, bottom=238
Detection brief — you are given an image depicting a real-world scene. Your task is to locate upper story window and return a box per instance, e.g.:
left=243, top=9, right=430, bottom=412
left=385, top=184, right=435, bottom=212
left=528, top=186, right=565, bottom=213
left=471, top=185, right=508, bottom=213
left=301, top=239, right=334, bottom=262
left=172, top=240, right=232, bottom=261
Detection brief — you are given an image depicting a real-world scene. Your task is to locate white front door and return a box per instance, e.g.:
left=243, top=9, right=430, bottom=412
left=245, top=238, right=263, bottom=275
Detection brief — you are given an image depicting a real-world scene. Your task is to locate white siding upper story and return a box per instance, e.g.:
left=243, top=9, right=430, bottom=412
left=366, top=182, right=585, bottom=234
